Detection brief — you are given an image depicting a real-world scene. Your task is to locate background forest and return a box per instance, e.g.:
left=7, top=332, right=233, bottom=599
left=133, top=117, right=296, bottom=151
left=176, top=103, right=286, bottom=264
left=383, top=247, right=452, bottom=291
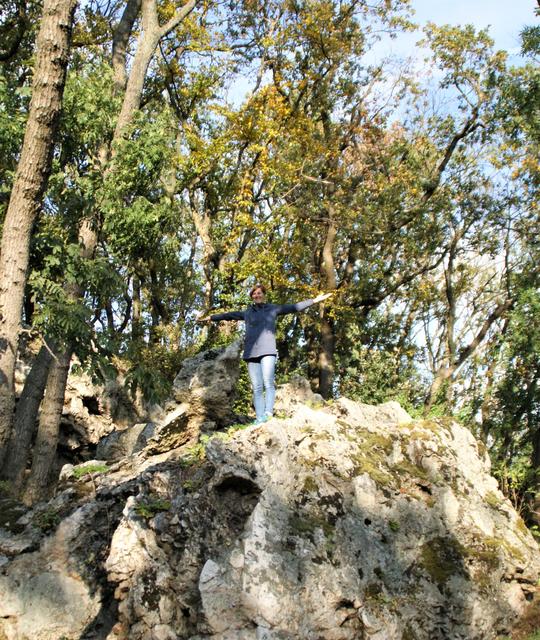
left=0, top=0, right=538, bottom=526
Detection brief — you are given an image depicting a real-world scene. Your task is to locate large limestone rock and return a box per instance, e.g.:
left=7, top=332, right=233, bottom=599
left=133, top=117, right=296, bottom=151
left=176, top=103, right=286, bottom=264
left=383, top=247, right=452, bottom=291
left=96, top=422, right=157, bottom=461
left=95, top=341, right=242, bottom=462
left=1, top=385, right=538, bottom=640
left=62, top=370, right=115, bottom=444
left=189, top=401, right=539, bottom=640
left=0, top=503, right=105, bottom=640
left=171, top=340, right=242, bottom=425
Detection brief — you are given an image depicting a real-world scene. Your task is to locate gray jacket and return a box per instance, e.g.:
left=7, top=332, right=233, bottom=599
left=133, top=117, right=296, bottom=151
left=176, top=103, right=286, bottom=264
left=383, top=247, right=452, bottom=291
left=211, top=299, right=314, bottom=360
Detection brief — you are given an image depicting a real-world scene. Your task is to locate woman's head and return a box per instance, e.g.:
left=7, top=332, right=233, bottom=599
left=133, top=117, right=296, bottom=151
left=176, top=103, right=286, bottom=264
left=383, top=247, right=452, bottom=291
left=249, top=283, right=266, bottom=302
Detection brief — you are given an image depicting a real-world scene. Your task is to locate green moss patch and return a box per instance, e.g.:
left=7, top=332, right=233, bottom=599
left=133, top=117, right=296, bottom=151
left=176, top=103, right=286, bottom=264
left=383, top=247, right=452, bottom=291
left=411, top=420, right=442, bottom=434
left=352, top=454, right=394, bottom=486
left=484, top=491, right=504, bottom=509
left=135, top=496, right=171, bottom=519
left=360, top=431, right=394, bottom=454
left=350, top=430, right=396, bottom=486
left=389, top=520, right=400, bottom=532
left=73, top=463, right=108, bottom=479
left=351, top=436, right=432, bottom=490
left=418, top=530, right=525, bottom=591
left=419, top=536, right=469, bottom=587
left=33, top=508, right=62, bottom=533
left=407, top=429, right=434, bottom=441
left=288, top=513, right=335, bottom=539
left=302, top=476, right=319, bottom=494
left=516, top=516, right=530, bottom=537
left=484, top=535, right=525, bottom=564
left=393, top=458, right=430, bottom=482
left=0, top=480, right=12, bottom=495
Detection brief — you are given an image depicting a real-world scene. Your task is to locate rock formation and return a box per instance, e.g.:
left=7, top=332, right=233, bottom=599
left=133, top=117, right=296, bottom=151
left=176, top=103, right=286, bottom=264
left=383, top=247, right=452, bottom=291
left=95, top=340, right=242, bottom=462
left=0, top=346, right=538, bottom=640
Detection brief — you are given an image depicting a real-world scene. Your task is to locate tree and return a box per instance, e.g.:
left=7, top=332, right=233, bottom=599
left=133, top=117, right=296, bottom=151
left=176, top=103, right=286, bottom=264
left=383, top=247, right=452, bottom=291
left=0, top=0, right=78, bottom=466
left=20, top=0, right=201, bottom=503
left=469, top=19, right=540, bottom=522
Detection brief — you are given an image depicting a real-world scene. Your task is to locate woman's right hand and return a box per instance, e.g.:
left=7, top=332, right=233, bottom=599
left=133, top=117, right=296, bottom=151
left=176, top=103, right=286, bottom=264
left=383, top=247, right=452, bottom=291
left=195, top=312, right=211, bottom=323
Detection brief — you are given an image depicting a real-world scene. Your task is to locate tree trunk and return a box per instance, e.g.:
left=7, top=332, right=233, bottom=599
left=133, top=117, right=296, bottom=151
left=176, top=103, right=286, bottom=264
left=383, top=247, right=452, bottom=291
left=318, top=315, right=335, bottom=399
left=112, top=0, right=142, bottom=94
left=132, top=274, right=143, bottom=340
left=114, top=0, right=197, bottom=140
left=2, top=345, right=53, bottom=491
left=0, top=0, right=77, bottom=466
left=479, top=357, right=498, bottom=441
left=317, top=214, right=337, bottom=399
left=479, top=323, right=509, bottom=441
left=189, top=192, right=217, bottom=312
left=22, top=345, right=71, bottom=505
left=425, top=298, right=514, bottom=411
left=20, top=284, right=83, bottom=504
left=424, top=366, right=453, bottom=411
left=105, top=300, right=115, bottom=332
left=425, top=233, right=459, bottom=411
left=443, top=237, right=458, bottom=407
left=527, top=373, right=540, bottom=528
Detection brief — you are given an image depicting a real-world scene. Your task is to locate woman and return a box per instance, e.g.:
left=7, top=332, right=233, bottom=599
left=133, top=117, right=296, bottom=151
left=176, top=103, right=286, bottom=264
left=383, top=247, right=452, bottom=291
left=198, top=284, right=332, bottom=424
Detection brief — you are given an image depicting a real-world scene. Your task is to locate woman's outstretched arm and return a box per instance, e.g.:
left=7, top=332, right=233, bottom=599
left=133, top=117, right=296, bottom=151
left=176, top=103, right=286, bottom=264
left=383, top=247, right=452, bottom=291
left=275, top=292, right=333, bottom=315
left=196, top=310, right=245, bottom=322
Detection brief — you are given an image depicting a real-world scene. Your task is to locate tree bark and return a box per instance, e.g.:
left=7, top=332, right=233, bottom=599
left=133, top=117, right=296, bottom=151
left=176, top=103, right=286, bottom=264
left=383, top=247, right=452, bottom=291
left=188, top=190, right=218, bottom=311
left=318, top=315, right=336, bottom=399
left=441, top=234, right=458, bottom=407
left=479, top=320, right=509, bottom=441
left=2, top=345, right=53, bottom=491
left=526, top=371, right=540, bottom=528
left=132, top=274, right=143, bottom=341
left=0, top=0, right=77, bottom=466
left=105, top=300, right=115, bottom=332
left=317, top=213, right=337, bottom=399
left=112, top=0, right=142, bottom=94
left=22, top=345, right=71, bottom=505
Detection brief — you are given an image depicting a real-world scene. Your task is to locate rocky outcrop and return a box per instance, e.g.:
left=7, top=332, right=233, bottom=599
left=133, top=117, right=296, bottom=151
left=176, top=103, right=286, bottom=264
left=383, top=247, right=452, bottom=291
left=0, top=504, right=104, bottom=639
left=95, top=341, right=242, bottom=462
left=96, top=422, right=157, bottom=461
left=14, top=349, right=158, bottom=470
left=273, top=374, right=325, bottom=416
left=170, top=339, right=242, bottom=427
left=0, top=378, right=538, bottom=640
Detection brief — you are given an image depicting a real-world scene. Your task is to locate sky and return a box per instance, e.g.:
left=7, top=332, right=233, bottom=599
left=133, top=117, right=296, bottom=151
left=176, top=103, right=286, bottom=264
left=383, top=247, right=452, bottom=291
left=394, top=0, right=537, bottom=60
left=230, top=0, right=538, bottom=102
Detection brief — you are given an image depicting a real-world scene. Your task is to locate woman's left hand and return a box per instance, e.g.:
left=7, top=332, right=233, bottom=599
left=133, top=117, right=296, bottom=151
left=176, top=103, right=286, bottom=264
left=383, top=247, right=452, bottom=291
left=313, top=292, right=333, bottom=303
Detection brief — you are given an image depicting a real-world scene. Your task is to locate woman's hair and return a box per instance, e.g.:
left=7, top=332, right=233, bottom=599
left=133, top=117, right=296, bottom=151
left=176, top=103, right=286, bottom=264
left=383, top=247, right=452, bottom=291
left=249, top=283, right=267, bottom=298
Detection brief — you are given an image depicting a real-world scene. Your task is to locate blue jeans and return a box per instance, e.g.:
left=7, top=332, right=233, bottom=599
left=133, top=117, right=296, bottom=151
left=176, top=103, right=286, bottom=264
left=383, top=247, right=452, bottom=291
left=247, top=355, right=276, bottom=421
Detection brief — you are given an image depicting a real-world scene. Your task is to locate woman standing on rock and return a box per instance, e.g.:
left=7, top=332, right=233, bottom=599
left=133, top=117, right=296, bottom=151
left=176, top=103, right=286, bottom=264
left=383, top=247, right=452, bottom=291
left=197, top=285, right=332, bottom=424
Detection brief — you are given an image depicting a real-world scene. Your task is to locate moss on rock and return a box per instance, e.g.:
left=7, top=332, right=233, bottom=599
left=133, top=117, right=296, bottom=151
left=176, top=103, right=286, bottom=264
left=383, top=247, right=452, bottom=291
left=419, top=536, right=469, bottom=587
